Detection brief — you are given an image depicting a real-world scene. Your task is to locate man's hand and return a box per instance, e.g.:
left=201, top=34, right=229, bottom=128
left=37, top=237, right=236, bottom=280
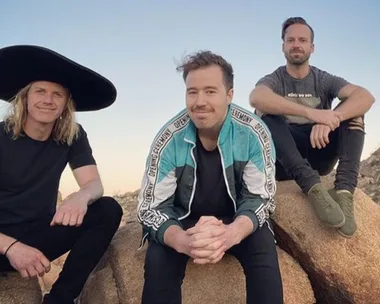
left=6, top=242, right=50, bottom=279
left=50, top=191, right=89, bottom=227
left=306, top=109, right=343, bottom=130
left=310, top=124, right=331, bottom=149
left=186, top=217, right=227, bottom=264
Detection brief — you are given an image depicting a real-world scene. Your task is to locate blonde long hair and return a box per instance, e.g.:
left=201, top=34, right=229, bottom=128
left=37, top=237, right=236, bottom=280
left=3, top=82, right=79, bottom=145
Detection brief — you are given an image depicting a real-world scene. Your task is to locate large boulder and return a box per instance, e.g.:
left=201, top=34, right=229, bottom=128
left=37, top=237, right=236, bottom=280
left=358, top=147, right=380, bottom=203
left=80, top=220, right=315, bottom=304
left=0, top=272, right=42, bottom=304
left=272, top=179, right=380, bottom=303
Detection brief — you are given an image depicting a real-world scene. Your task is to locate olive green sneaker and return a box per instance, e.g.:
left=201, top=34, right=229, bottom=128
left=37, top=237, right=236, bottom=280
left=328, top=189, right=357, bottom=238
left=307, top=183, right=345, bottom=228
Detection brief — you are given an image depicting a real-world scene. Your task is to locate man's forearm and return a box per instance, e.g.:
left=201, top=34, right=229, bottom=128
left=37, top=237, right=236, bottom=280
left=250, top=86, right=310, bottom=117
left=228, top=215, right=254, bottom=244
left=0, top=233, right=17, bottom=255
left=163, top=225, right=186, bottom=252
left=77, top=178, right=104, bottom=206
left=335, top=88, right=375, bottom=121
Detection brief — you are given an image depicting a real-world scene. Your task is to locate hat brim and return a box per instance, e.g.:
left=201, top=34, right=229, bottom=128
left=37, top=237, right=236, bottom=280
left=0, top=45, right=117, bottom=111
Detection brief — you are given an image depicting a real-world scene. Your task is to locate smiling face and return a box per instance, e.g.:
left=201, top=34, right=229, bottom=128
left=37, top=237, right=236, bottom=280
left=26, top=81, right=69, bottom=126
left=282, top=23, right=314, bottom=66
left=185, top=65, right=233, bottom=133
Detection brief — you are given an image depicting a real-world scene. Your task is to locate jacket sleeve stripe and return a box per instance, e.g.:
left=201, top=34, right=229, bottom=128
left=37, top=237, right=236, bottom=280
left=137, top=111, right=190, bottom=229
left=230, top=106, right=277, bottom=226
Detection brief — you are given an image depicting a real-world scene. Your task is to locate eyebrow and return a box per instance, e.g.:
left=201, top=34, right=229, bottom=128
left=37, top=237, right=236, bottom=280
left=287, top=36, right=308, bottom=40
left=33, top=86, right=66, bottom=94
left=186, top=86, right=218, bottom=91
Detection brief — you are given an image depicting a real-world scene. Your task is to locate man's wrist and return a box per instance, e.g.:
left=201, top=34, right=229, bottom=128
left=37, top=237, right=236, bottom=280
left=229, top=215, right=254, bottom=245
left=1, top=237, right=17, bottom=255
left=74, top=190, right=92, bottom=206
left=303, top=107, right=313, bottom=119
left=163, top=225, right=185, bottom=252
left=227, top=223, right=243, bottom=246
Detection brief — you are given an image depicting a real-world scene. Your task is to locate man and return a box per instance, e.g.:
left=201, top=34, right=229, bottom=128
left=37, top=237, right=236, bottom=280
left=137, top=51, right=283, bottom=304
left=249, top=17, right=375, bottom=237
left=0, top=45, right=123, bottom=304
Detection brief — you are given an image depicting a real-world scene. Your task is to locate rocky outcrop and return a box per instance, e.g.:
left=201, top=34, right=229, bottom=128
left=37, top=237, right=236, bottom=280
left=0, top=272, right=42, bottom=304
left=3, top=147, right=379, bottom=304
left=358, top=147, right=380, bottom=203
left=272, top=179, right=380, bottom=304
left=114, top=190, right=139, bottom=227
left=79, top=220, right=315, bottom=304
left=80, top=170, right=380, bottom=304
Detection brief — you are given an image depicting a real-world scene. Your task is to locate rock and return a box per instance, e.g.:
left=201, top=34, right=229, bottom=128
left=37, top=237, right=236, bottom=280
left=358, top=147, right=380, bottom=203
left=80, top=263, right=119, bottom=304
left=114, top=190, right=139, bottom=226
left=80, top=221, right=315, bottom=304
left=0, top=272, right=42, bottom=304
left=272, top=179, right=380, bottom=304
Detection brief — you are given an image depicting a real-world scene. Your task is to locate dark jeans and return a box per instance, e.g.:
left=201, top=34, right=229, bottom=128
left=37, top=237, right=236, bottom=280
left=0, top=197, right=123, bottom=304
left=142, top=218, right=283, bottom=304
left=261, top=114, right=365, bottom=193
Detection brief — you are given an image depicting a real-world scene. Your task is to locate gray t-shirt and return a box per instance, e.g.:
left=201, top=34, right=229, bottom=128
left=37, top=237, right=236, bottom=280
left=255, top=66, right=350, bottom=124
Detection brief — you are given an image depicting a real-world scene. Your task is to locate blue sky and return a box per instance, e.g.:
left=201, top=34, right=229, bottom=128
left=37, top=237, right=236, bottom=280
left=1, top=0, right=379, bottom=196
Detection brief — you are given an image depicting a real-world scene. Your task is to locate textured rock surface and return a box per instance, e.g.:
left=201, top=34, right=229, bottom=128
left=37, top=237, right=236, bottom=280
left=358, top=147, right=380, bottom=203
left=0, top=272, right=42, bottom=304
left=272, top=179, right=380, bottom=304
left=80, top=220, right=315, bottom=304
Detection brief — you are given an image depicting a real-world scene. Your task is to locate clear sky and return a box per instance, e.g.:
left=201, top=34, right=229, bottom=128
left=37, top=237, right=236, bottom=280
left=1, top=0, right=379, bottom=197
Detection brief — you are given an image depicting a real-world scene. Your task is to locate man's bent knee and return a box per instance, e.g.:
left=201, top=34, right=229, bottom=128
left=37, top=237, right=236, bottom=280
left=347, top=116, right=365, bottom=132
left=91, top=196, right=123, bottom=224
left=340, top=116, right=365, bottom=133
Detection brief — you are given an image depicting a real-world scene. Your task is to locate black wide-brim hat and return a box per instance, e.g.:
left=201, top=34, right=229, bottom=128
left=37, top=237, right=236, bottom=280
left=0, top=45, right=117, bottom=111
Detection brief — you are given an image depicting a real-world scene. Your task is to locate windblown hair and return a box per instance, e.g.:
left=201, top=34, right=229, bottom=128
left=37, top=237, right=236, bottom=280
left=282, top=17, right=315, bottom=43
left=176, top=50, right=234, bottom=92
left=3, top=82, right=79, bottom=145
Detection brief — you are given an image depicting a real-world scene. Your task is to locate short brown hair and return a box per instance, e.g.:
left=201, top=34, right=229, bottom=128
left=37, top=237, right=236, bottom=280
left=282, top=17, right=314, bottom=43
left=176, top=50, right=234, bottom=91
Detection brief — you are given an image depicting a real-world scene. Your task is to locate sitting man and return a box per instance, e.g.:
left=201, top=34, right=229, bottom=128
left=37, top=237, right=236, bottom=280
left=0, top=45, right=123, bottom=304
left=137, top=50, right=283, bottom=304
left=249, top=17, right=375, bottom=237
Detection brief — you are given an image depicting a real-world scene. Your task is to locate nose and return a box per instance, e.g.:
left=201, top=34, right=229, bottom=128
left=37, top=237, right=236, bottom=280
left=194, top=92, right=207, bottom=106
left=42, top=93, right=54, bottom=104
left=292, top=39, right=303, bottom=49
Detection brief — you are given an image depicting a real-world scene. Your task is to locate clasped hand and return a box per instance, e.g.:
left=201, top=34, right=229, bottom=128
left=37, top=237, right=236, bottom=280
left=185, top=216, right=236, bottom=265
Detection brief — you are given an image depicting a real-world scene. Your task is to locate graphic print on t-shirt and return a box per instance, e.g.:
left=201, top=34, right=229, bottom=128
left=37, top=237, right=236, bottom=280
left=284, top=92, right=322, bottom=124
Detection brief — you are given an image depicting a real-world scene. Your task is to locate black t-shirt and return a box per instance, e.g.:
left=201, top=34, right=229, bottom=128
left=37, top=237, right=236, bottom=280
left=0, top=122, right=96, bottom=226
left=255, top=65, right=349, bottom=124
left=189, top=135, right=235, bottom=220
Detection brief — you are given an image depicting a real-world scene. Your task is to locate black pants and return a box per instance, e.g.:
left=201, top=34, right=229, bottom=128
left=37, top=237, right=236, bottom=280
left=142, top=219, right=283, bottom=304
left=0, top=197, right=123, bottom=304
left=262, top=115, right=365, bottom=193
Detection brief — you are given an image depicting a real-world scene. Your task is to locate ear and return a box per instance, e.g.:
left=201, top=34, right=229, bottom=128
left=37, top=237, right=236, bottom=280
left=282, top=42, right=285, bottom=53
left=311, top=43, right=315, bottom=54
left=227, top=88, right=234, bottom=104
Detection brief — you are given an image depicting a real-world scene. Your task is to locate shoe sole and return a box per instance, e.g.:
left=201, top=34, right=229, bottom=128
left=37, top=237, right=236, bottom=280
left=337, top=229, right=355, bottom=238
left=323, top=217, right=346, bottom=229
